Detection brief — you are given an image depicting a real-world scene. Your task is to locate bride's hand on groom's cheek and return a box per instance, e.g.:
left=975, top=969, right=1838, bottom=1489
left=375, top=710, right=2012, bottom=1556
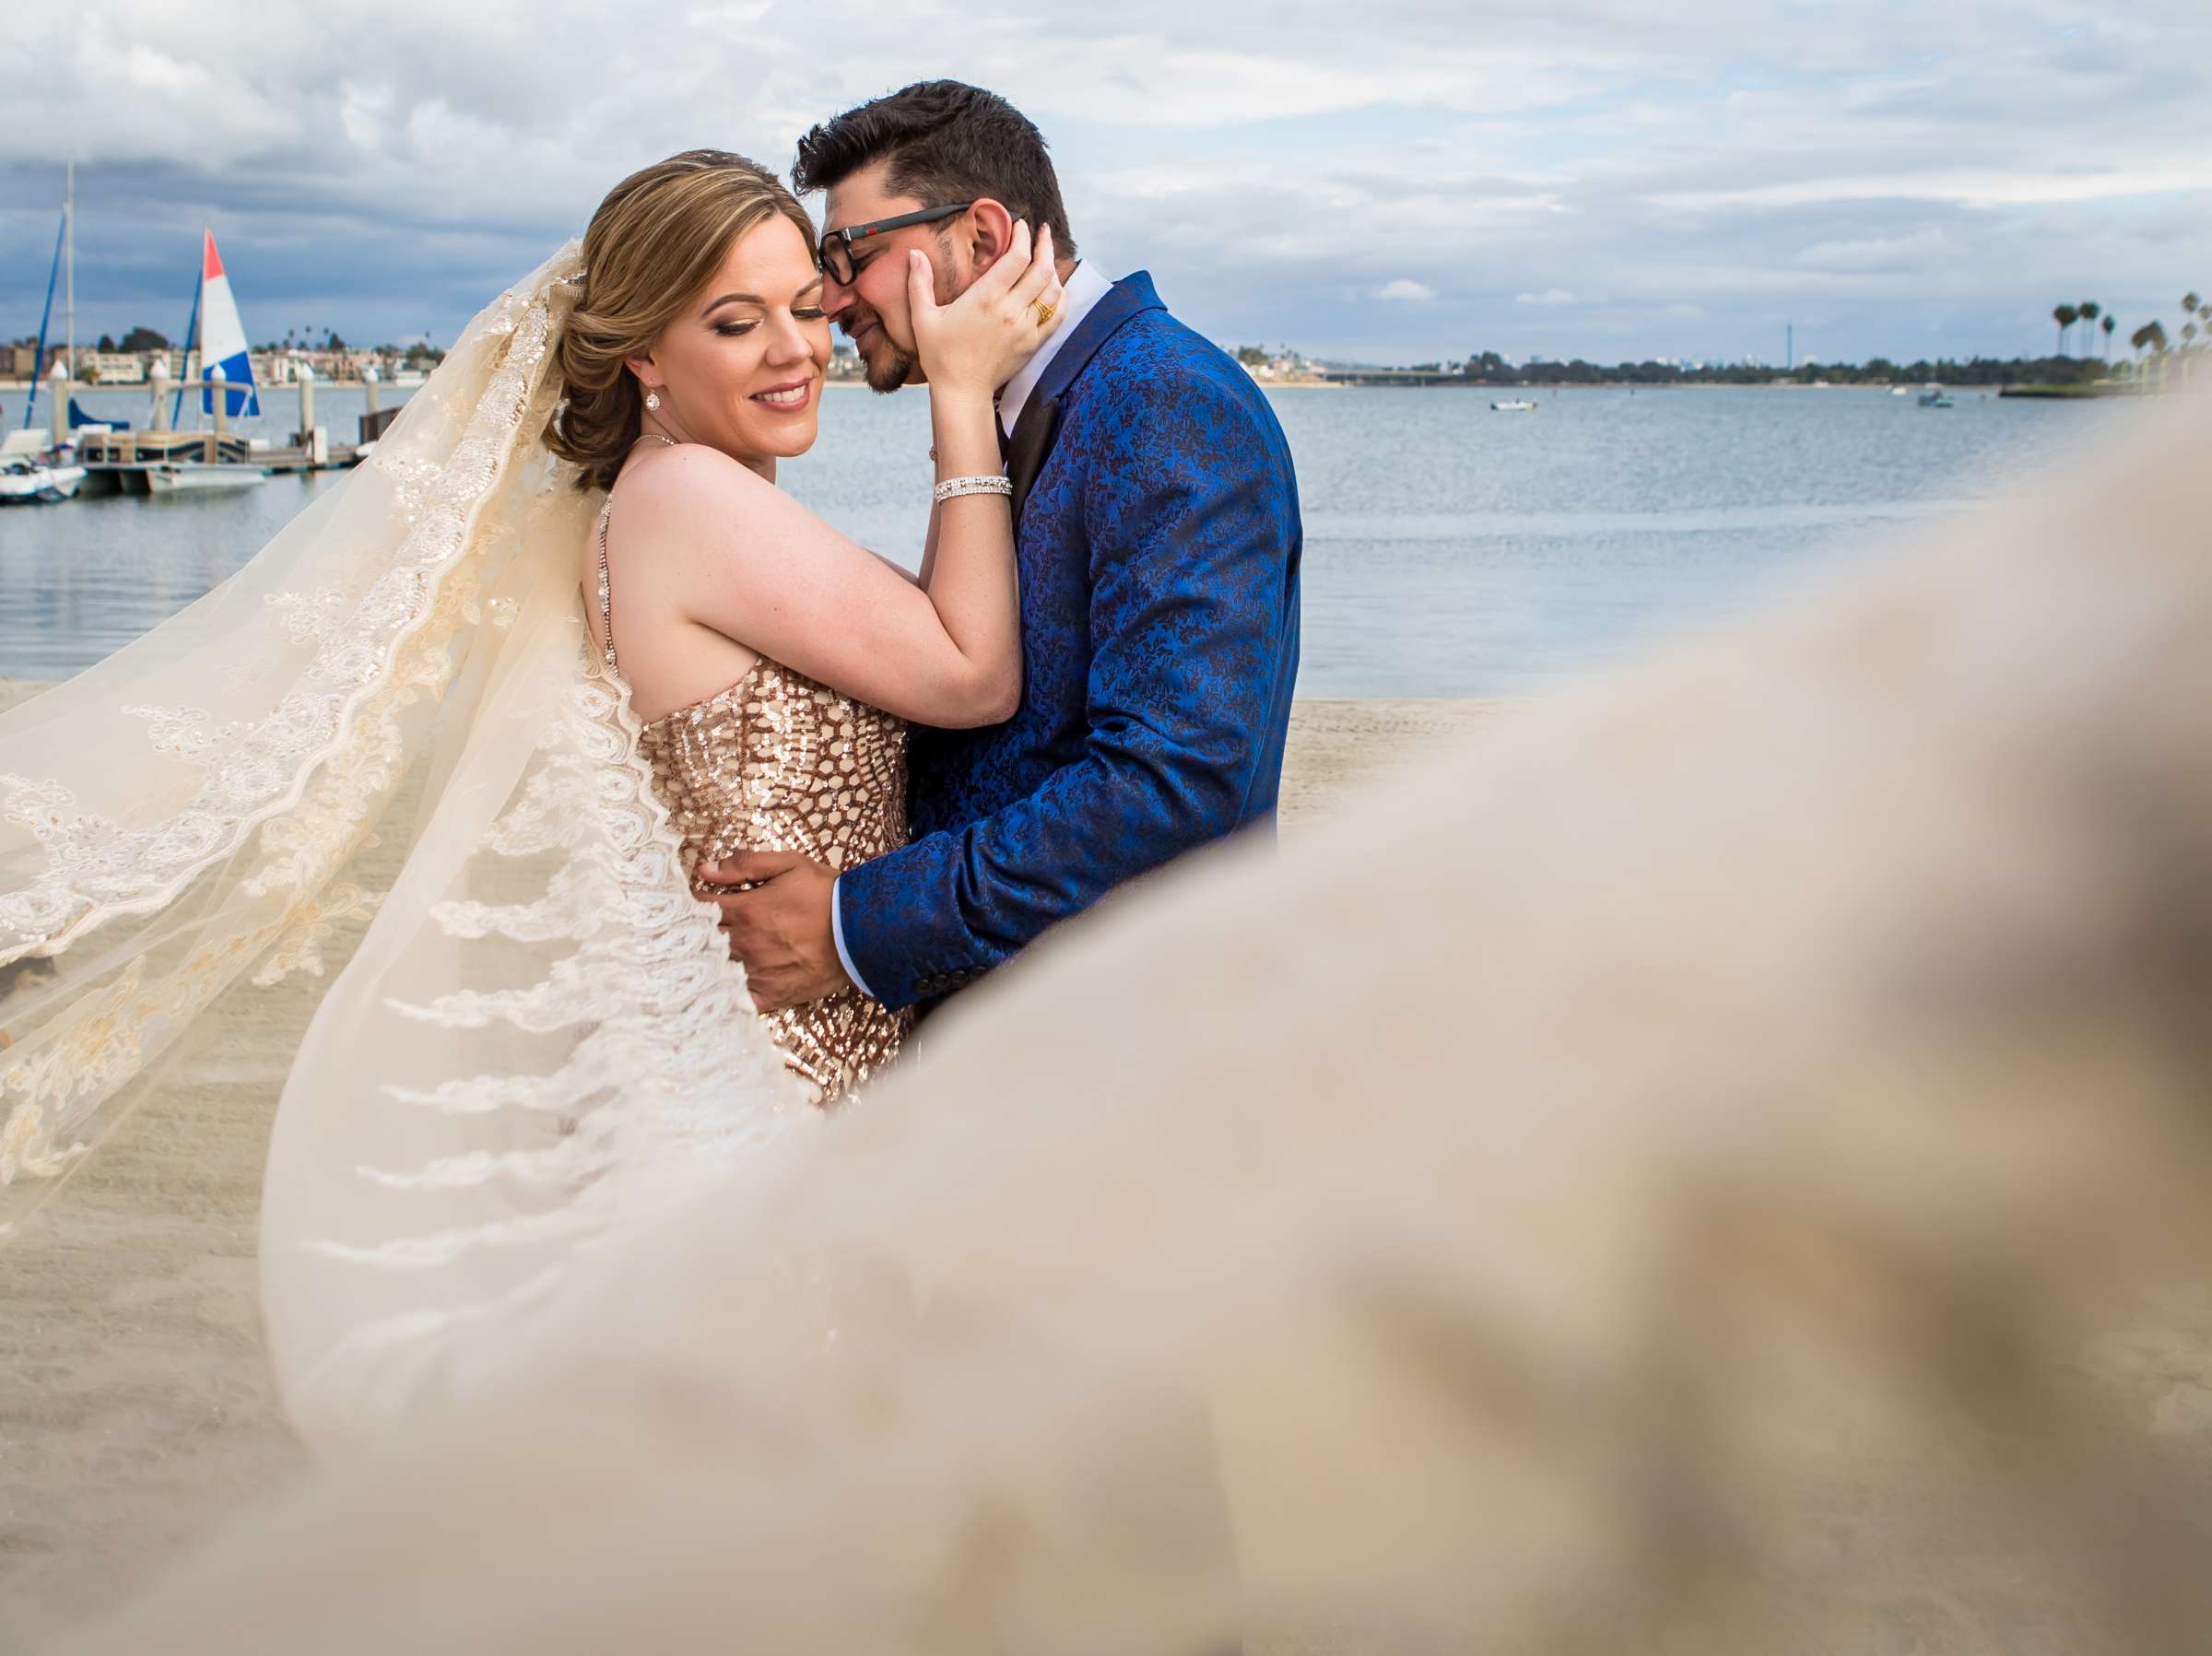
left=694, top=851, right=850, bottom=1012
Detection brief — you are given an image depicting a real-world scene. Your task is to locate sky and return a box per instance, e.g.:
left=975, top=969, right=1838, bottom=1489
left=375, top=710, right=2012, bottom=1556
left=4, top=1, right=2209, bottom=368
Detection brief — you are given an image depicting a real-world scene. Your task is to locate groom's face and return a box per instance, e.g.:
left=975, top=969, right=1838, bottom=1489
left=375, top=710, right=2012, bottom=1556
left=819, top=160, right=967, bottom=394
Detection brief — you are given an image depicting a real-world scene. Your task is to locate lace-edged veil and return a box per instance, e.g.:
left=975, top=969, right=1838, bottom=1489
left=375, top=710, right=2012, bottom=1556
left=0, top=243, right=810, bottom=1448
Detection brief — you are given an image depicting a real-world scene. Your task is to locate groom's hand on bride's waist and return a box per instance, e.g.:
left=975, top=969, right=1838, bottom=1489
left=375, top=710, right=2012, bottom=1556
left=694, top=851, right=850, bottom=1013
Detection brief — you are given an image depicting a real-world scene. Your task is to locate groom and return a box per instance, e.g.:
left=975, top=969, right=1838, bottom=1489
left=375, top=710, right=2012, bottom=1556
left=704, top=80, right=1302, bottom=1016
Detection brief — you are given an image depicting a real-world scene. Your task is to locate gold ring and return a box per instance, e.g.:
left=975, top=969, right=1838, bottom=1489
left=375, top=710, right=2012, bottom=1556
left=1033, top=300, right=1058, bottom=328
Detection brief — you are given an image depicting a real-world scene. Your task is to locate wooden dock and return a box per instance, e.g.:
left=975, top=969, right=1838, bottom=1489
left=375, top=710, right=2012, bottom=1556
left=41, top=361, right=391, bottom=495
left=75, top=431, right=361, bottom=495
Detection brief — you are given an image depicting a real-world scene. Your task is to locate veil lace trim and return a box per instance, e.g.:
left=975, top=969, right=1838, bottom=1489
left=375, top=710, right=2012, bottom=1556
left=0, top=242, right=814, bottom=1443
left=0, top=283, right=549, bottom=970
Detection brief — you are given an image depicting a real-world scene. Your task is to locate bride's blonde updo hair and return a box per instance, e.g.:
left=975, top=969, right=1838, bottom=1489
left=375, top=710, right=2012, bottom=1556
left=548, top=149, right=818, bottom=492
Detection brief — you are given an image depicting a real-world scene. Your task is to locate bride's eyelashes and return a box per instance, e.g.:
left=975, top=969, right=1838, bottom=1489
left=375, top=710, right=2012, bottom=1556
left=714, top=308, right=828, bottom=338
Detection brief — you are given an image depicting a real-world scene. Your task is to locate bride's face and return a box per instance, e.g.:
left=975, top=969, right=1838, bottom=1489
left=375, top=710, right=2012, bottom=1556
left=640, top=215, right=831, bottom=464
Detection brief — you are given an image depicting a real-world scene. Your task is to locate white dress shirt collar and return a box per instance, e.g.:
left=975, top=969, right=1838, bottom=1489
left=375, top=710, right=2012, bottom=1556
left=997, top=259, right=1114, bottom=442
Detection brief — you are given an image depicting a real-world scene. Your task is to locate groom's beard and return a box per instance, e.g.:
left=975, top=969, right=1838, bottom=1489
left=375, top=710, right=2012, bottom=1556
left=842, top=311, right=918, bottom=395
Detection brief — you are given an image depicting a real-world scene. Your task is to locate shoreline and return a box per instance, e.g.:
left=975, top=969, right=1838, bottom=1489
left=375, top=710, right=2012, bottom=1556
left=0, top=683, right=1509, bottom=1647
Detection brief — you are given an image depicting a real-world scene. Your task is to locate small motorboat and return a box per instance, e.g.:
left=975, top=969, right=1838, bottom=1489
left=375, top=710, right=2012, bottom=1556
left=1917, top=382, right=1955, bottom=408
left=1889, top=385, right=1912, bottom=396
left=146, top=462, right=268, bottom=495
left=0, top=455, right=86, bottom=503
left=1490, top=398, right=1536, bottom=412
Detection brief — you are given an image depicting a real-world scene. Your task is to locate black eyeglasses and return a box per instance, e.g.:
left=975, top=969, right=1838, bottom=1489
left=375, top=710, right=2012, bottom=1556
left=817, top=202, right=976, bottom=285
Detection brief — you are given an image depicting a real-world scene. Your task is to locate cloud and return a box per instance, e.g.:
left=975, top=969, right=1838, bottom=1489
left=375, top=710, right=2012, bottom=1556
left=5, top=1, right=2209, bottom=364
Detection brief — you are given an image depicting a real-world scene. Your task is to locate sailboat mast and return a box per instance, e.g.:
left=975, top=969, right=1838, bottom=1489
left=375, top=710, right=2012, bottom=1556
left=65, top=159, right=75, bottom=379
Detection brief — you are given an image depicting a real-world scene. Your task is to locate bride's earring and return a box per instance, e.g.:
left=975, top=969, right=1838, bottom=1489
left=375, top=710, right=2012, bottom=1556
left=644, top=389, right=662, bottom=412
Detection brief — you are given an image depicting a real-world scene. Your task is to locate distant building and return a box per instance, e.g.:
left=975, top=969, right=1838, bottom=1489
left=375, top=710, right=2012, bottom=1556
left=6, top=344, right=158, bottom=382
left=260, top=348, right=356, bottom=382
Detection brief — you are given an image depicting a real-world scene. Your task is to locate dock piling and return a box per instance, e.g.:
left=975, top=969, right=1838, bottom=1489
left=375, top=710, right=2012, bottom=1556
left=295, top=363, right=325, bottom=464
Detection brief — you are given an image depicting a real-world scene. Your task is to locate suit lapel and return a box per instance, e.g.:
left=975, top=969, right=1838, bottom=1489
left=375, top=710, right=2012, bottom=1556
left=1004, top=272, right=1167, bottom=534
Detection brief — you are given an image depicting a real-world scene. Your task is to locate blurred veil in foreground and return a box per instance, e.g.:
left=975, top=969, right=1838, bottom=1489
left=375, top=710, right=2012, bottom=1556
left=66, top=400, right=2212, bottom=1653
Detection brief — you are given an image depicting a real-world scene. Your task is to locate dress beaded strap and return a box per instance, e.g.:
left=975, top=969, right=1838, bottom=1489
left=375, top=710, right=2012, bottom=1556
left=595, top=435, right=678, bottom=673
left=594, top=499, right=618, bottom=670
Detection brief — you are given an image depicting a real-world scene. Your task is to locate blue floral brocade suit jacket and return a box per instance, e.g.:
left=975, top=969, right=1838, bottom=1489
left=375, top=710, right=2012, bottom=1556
left=837, top=273, right=1303, bottom=1010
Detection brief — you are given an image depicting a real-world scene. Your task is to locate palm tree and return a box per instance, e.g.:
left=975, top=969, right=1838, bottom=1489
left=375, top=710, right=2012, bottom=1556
left=2131, top=320, right=2169, bottom=390
left=2184, top=320, right=2202, bottom=387
left=2100, top=313, right=2116, bottom=361
left=2053, top=303, right=2078, bottom=356
left=2077, top=301, right=2100, bottom=362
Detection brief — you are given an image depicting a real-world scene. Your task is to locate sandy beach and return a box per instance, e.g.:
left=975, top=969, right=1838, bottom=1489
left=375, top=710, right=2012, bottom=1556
left=6, top=667, right=2212, bottom=1650
left=0, top=685, right=1507, bottom=1646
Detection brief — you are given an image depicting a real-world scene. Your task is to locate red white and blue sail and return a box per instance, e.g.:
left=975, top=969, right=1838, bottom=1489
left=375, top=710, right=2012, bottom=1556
left=196, top=230, right=260, bottom=418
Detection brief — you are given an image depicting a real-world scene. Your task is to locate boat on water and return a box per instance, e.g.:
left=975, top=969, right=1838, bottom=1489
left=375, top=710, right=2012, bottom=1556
left=1889, top=385, right=1912, bottom=396
left=1918, top=382, right=1955, bottom=408
left=131, top=229, right=270, bottom=497
left=145, top=461, right=267, bottom=495
left=0, top=455, right=87, bottom=503
left=1490, top=399, right=1536, bottom=412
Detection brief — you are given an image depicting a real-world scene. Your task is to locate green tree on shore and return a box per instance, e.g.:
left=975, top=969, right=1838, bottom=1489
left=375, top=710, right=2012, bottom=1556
left=2101, top=314, right=2116, bottom=358
left=2077, top=301, right=2100, bottom=358
left=2130, top=320, right=2168, bottom=388
left=2053, top=303, right=2078, bottom=355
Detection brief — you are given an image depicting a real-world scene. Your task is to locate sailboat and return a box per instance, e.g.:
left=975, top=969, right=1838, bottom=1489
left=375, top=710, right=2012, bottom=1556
left=6, top=164, right=100, bottom=498
left=146, top=229, right=267, bottom=494
left=194, top=230, right=261, bottom=421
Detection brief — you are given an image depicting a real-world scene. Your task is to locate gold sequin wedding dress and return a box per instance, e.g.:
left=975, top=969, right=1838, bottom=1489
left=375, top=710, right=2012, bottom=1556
left=0, top=245, right=843, bottom=1449
left=614, top=531, right=912, bottom=1099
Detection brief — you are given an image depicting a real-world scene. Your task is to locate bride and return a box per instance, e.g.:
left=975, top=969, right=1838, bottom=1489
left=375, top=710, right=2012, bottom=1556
left=0, top=150, right=1063, bottom=1447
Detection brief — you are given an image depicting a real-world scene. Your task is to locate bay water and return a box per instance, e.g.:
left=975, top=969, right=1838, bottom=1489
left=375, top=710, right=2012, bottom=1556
left=0, top=382, right=2121, bottom=693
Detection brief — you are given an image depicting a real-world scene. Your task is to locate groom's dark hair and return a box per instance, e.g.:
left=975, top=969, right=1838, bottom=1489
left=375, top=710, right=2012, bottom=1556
left=793, top=80, right=1077, bottom=259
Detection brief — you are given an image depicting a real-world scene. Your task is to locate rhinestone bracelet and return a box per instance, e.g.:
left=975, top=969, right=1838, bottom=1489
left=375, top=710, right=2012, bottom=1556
left=933, top=475, right=1015, bottom=504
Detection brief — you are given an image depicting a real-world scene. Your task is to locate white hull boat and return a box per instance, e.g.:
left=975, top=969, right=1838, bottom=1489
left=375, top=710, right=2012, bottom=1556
left=0, top=459, right=86, bottom=503
left=1490, top=399, right=1536, bottom=412
left=146, top=462, right=267, bottom=495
